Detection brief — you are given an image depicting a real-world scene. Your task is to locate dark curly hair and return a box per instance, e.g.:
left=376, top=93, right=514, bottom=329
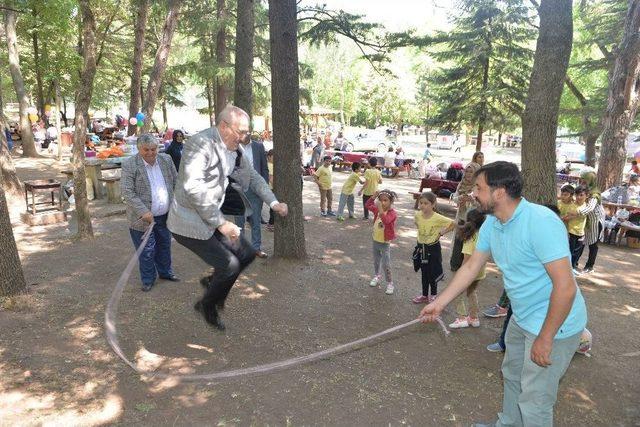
left=458, top=208, right=486, bottom=242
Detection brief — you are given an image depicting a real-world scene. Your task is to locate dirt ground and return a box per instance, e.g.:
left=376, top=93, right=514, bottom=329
left=1, top=155, right=639, bottom=426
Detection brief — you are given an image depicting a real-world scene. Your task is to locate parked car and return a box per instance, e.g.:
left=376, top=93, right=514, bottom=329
left=341, top=130, right=396, bottom=153
left=434, top=133, right=457, bottom=149
left=556, top=141, right=586, bottom=163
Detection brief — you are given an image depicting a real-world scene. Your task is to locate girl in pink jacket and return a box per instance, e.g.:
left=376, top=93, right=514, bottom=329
left=365, top=190, right=398, bottom=295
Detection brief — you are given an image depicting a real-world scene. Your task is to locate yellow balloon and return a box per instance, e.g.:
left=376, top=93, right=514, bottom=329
left=28, top=113, right=38, bottom=123
left=44, top=104, right=52, bottom=112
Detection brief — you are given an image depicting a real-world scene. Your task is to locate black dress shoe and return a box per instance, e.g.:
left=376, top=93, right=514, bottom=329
left=160, top=274, right=180, bottom=282
left=195, top=300, right=226, bottom=330
left=141, top=282, right=154, bottom=292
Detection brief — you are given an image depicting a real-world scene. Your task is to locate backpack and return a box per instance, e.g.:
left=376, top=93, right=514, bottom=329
left=446, top=167, right=463, bottom=182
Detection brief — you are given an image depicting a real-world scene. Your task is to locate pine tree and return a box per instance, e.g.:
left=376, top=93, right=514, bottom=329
left=425, top=0, right=535, bottom=151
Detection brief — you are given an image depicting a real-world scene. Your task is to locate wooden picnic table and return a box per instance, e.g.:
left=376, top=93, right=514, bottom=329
left=602, top=201, right=639, bottom=216
left=24, top=179, right=63, bottom=214
left=61, top=159, right=123, bottom=199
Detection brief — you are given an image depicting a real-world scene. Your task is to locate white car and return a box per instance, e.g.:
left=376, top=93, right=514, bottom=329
left=434, top=133, right=461, bottom=150
left=556, top=142, right=586, bottom=163
left=341, top=130, right=396, bottom=153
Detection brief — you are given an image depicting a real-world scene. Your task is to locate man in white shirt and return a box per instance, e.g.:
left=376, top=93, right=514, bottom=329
left=121, top=134, right=179, bottom=292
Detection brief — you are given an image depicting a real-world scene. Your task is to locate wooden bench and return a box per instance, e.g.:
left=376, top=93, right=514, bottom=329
left=98, top=177, right=122, bottom=204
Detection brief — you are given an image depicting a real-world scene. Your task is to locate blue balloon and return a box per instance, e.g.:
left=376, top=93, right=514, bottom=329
left=136, top=112, right=145, bottom=121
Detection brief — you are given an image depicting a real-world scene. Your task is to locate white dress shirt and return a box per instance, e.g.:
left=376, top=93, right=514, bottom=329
left=143, top=158, right=169, bottom=216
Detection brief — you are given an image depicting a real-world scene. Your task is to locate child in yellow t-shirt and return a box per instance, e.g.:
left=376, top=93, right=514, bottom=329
left=412, top=192, right=455, bottom=304
left=313, top=155, right=335, bottom=216
left=449, top=209, right=486, bottom=329
left=337, top=162, right=365, bottom=221
left=562, top=186, right=588, bottom=270
left=358, top=157, right=383, bottom=220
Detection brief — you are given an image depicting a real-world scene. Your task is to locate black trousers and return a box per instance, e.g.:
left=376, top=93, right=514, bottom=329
left=172, top=231, right=256, bottom=310
left=568, top=233, right=584, bottom=268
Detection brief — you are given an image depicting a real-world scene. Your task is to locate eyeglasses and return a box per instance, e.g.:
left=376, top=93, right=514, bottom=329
left=223, top=120, right=250, bottom=138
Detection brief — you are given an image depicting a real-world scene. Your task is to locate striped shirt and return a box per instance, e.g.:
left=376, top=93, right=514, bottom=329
left=577, top=197, right=605, bottom=246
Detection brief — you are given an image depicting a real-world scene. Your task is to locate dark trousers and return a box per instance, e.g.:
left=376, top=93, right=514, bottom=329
left=568, top=233, right=584, bottom=268
left=449, top=236, right=464, bottom=271
left=363, top=194, right=372, bottom=219
left=499, top=305, right=513, bottom=350
left=129, top=213, right=173, bottom=285
left=172, top=231, right=256, bottom=310
left=420, top=242, right=443, bottom=296
left=576, top=223, right=602, bottom=269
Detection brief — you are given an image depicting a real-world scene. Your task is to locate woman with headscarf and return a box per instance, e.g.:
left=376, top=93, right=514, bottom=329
left=575, top=169, right=605, bottom=274
left=449, top=152, right=484, bottom=271
left=165, top=129, right=185, bottom=171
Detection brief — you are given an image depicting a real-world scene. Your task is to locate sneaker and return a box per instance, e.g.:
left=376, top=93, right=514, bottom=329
left=428, top=295, right=437, bottom=303
left=320, top=211, right=327, bottom=217
left=369, top=276, right=380, bottom=287
left=348, top=214, right=355, bottom=219
left=486, top=342, right=505, bottom=353
left=482, top=304, right=508, bottom=318
left=449, top=317, right=469, bottom=329
left=385, top=284, right=395, bottom=295
left=468, top=316, right=480, bottom=327
left=336, top=215, right=345, bottom=222
left=582, top=267, right=594, bottom=274
left=326, top=211, right=337, bottom=217
left=572, top=268, right=582, bottom=276
left=411, top=295, right=429, bottom=304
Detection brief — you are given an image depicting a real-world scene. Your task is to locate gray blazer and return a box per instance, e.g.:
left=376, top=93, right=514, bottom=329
left=121, top=153, right=178, bottom=232
left=167, top=127, right=277, bottom=240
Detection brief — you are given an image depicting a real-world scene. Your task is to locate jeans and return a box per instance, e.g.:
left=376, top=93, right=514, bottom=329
left=499, top=305, right=513, bottom=350
left=172, top=231, right=256, bottom=310
left=234, top=189, right=263, bottom=251
left=496, top=319, right=581, bottom=427
left=363, top=194, right=372, bottom=219
left=336, top=193, right=355, bottom=217
left=372, top=241, right=392, bottom=283
left=129, top=213, right=173, bottom=285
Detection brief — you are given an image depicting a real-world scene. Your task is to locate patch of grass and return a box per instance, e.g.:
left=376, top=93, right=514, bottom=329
left=134, top=402, right=156, bottom=413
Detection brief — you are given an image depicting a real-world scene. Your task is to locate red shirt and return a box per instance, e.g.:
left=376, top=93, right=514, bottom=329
left=365, top=197, right=397, bottom=241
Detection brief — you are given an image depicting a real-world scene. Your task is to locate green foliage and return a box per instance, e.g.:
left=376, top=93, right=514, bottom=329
left=422, top=0, right=535, bottom=134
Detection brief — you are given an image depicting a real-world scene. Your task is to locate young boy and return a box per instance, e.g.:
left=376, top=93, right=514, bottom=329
left=336, top=162, right=365, bottom=221
left=560, top=185, right=588, bottom=272
left=358, top=157, right=383, bottom=220
left=314, top=155, right=335, bottom=216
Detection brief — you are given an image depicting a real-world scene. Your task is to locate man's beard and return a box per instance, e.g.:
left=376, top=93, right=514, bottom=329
left=475, top=197, right=495, bottom=215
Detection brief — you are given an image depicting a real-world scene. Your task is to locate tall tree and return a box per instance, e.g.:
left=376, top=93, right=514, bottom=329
left=597, top=0, right=640, bottom=190
left=141, top=0, right=182, bottom=132
left=234, top=0, right=255, bottom=118
left=269, top=0, right=306, bottom=258
left=72, top=0, right=99, bottom=239
left=4, top=9, right=38, bottom=157
left=424, top=0, right=534, bottom=151
left=128, top=0, right=150, bottom=136
left=0, top=184, right=26, bottom=296
left=521, top=0, right=573, bottom=205
left=0, top=73, right=22, bottom=193
left=214, top=0, right=230, bottom=117
left=30, top=4, right=46, bottom=120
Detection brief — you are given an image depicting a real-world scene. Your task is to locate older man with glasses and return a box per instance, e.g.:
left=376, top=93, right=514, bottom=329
left=168, top=105, right=288, bottom=330
left=121, top=133, right=179, bottom=292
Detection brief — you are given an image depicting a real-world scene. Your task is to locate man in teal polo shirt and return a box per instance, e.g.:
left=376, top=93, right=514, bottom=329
left=420, top=161, right=587, bottom=427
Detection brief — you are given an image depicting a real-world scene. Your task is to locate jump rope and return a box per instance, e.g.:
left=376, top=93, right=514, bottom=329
left=105, top=222, right=450, bottom=382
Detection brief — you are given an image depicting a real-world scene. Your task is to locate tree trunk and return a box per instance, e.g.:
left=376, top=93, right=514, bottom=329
left=31, top=13, right=45, bottom=121
left=62, top=97, right=68, bottom=126
left=0, top=184, right=26, bottom=296
left=215, top=0, right=230, bottom=117
left=54, top=81, right=63, bottom=161
left=73, top=0, right=99, bottom=240
left=521, top=0, right=573, bottom=205
left=206, top=78, right=215, bottom=126
left=161, top=98, right=168, bottom=127
left=4, top=10, right=38, bottom=157
left=269, top=0, right=306, bottom=259
left=141, top=0, right=182, bottom=133
left=597, top=1, right=640, bottom=190
left=476, top=54, right=490, bottom=152
left=234, top=0, right=254, bottom=119
left=128, top=0, right=149, bottom=136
